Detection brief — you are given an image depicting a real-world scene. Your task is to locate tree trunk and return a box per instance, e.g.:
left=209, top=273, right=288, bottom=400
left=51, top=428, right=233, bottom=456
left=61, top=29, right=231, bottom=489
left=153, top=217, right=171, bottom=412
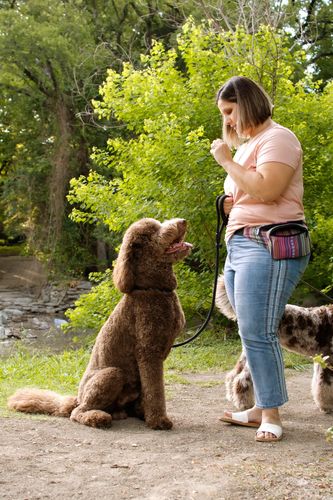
left=48, top=96, right=72, bottom=252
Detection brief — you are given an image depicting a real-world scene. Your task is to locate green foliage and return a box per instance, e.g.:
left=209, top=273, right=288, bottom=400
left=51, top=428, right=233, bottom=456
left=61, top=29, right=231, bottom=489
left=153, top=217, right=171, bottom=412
left=175, top=263, right=214, bottom=317
left=309, top=214, right=333, bottom=293
left=64, top=269, right=121, bottom=331
left=0, top=0, right=193, bottom=272
left=0, top=244, right=27, bottom=257
left=274, top=82, right=333, bottom=293
left=64, top=262, right=215, bottom=333
left=283, top=0, right=333, bottom=83
left=67, top=21, right=333, bottom=330
left=1, top=1, right=331, bottom=283
left=312, top=354, right=331, bottom=369
left=0, top=0, right=199, bottom=256
left=275, top=82, right=333, bottom=218
left=284, top=351, right=311, bottom=370
left=0, top=348, right=90, bottom=415
left=70, top=24, right=300, bottom=263
left=166, top=336, right=242, bottom=372
left=0, top=0, right=108, bottom=269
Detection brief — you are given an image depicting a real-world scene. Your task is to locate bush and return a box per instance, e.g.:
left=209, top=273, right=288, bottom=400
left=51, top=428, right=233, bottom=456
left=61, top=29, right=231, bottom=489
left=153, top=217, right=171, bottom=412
left=67, top=22, right=333, bottom=329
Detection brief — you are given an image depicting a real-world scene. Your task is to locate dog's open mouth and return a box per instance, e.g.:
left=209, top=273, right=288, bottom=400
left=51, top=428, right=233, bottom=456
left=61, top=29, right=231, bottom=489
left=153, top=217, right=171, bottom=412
left=165, top=241, right=193, bottom=254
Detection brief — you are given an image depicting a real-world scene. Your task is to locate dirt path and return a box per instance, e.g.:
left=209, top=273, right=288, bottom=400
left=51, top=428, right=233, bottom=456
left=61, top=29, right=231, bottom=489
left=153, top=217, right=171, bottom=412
left=1, top=368, right=332, bottom=499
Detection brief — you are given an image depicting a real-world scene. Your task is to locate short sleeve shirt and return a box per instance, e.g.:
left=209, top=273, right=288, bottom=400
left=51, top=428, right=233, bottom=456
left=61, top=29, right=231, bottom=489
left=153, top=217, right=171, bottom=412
left=224, top=121, right=305, bottom=240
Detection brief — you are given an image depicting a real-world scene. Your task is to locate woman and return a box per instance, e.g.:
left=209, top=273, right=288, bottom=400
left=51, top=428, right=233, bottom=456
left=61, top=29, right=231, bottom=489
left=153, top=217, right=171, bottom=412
left=210, top=76, right=310, bottom=442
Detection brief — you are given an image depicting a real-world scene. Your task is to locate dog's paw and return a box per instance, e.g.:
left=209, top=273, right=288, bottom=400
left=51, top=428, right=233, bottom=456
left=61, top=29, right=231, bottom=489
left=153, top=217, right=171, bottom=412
left=147, top=416, right=173, bottom=430
left=70, top=407, right=113, bottom=428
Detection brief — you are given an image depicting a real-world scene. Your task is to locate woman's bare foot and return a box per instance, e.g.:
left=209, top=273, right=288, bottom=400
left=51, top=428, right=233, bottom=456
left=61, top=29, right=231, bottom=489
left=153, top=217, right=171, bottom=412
left=256, top=408, right=283, bottom=442
left=222, top=405, right=262, bottom=426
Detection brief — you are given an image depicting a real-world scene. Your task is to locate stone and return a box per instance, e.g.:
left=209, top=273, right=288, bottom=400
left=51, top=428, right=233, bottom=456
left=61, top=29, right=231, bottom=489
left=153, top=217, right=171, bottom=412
left=2, top=308, right=24, bottom=317
left=0, top=311, right=8, bottom=325
left=0, top=325, right=7, bottom=340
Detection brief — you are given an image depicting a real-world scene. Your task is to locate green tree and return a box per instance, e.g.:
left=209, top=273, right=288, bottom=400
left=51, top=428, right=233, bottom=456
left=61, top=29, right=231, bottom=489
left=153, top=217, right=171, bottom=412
left=67, top=22, right=333, bottom=329
left=285, top=0, right=333, bottom=82
left=1, top=0, right=331, bottom=280
left=0, top=0, right=193, bottom=272
left=191, top=0, right=333, bottom=83
left=68, top=22, right=308, bottom=258
left=0, top=0, right=106, bottom=268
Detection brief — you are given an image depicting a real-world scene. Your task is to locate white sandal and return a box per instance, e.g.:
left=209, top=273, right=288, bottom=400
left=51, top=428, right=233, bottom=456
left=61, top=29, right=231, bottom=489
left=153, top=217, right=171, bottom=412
left=255, top=422, right=283, bottom=442
left=219, top=410, right=260, bottom=428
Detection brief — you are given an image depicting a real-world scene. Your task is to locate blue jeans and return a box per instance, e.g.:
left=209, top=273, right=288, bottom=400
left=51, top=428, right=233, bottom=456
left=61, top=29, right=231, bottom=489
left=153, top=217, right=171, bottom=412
left=224, top=235, right=310, bottom=409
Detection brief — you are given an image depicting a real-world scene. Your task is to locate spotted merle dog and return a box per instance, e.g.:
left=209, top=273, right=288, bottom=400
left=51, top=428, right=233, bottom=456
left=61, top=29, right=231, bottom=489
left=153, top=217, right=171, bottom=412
left=215, top=275, right=333, bottom=413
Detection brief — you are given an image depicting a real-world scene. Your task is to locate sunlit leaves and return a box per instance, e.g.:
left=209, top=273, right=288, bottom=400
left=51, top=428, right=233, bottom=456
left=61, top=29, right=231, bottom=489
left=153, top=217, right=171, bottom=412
left=68, top=21, right=333, bottom=324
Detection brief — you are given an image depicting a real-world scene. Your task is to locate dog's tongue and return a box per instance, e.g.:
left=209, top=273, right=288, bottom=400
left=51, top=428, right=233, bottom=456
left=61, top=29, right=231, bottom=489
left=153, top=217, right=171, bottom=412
left=165, top=241, right=193, bottom=254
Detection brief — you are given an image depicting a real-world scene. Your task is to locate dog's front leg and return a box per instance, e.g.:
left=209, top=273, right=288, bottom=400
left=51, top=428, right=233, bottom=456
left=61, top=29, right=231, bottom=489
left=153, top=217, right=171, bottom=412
left=138, top=358, right=172, bottom=430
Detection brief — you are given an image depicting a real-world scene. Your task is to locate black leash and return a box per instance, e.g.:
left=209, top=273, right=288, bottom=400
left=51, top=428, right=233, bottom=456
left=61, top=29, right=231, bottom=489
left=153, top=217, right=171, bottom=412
left=172, top=194, right=229, bottom=348
left=172, top=196, right=333, bottom=349
left=300, top=279, right=333, bottom=303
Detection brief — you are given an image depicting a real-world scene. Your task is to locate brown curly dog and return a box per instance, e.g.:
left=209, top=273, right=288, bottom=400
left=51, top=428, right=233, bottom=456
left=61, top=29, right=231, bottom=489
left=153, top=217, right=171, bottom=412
left=8, top=218, right=192, bottom=429
left=215, top=274, right=333, bottom=413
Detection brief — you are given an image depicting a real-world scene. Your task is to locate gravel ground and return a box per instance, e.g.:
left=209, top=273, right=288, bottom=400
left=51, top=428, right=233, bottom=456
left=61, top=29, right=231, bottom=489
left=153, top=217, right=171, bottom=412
left=1, top=368, right=332, bottom=500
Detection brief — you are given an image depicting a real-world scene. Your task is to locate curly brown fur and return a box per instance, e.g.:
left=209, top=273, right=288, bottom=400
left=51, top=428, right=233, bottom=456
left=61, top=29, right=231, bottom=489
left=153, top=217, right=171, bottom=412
left=225, top=351, right=254, bottom=410
left=216, top=274, right=333, bottom=413
left=8, top=218, right=192, bottom=429
left=8, top=389, right=77, bottom=417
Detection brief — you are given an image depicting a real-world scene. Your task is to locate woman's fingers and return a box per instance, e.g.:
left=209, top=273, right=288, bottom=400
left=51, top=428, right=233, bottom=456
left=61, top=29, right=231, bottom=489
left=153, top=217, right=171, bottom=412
left=224, top=195, right=234, bottom=215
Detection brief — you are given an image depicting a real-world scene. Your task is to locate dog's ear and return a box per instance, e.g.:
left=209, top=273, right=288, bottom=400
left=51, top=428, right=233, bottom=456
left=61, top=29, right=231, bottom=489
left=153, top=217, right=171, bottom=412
left=113, top=239, right=140, bottom=293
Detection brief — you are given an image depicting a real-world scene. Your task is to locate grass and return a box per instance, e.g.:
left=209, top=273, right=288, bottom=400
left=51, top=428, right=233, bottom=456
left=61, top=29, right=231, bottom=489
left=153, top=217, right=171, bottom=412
left=0, top=348, right=90, bottom=417
left=0, top=333, right=311, bottom=418
left=166, top=336, right=243, bottom=372
left=284, top=350, right=312, bottom=371
left=0, top=243, right=27, bottom=256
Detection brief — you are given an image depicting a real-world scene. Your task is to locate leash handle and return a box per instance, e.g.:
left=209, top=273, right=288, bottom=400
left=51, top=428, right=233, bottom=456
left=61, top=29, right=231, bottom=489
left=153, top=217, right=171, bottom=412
left=216, top=194, right=230, bottom=228
left=172, top=194, right=229, bottom=348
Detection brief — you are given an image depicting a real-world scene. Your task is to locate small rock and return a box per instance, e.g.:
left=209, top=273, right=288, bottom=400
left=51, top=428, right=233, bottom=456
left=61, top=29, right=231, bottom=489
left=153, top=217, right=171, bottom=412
left=2, top=308, right=24, bottom=317
left=54, top=318, right=68, bottom=329
left=31, top=317, right=50, bottom=329
left=14, top=298, right=34, bottom=306
left=0, top=312, right=8, bottom=325
left=0, top=325, right=7, bottom=340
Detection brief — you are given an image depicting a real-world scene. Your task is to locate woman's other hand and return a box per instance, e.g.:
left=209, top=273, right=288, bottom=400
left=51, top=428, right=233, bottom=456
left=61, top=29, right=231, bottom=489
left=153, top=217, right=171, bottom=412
left=223, top=194, right=234, bottom=215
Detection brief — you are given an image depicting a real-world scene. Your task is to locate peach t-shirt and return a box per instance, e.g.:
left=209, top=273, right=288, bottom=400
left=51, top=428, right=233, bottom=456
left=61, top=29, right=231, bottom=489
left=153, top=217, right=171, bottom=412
left=224, top=121, right=305, bottom=240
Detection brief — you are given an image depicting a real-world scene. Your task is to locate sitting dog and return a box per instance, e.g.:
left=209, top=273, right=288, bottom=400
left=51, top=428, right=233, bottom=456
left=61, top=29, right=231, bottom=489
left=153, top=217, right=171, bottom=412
left=215, top=275, right=333, bottom=413
left=8, top=218, right=192, bottom=429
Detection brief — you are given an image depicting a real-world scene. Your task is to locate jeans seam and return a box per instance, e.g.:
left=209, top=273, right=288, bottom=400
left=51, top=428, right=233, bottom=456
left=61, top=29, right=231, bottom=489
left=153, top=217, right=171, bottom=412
left=265, top=259, right=289, bottom=405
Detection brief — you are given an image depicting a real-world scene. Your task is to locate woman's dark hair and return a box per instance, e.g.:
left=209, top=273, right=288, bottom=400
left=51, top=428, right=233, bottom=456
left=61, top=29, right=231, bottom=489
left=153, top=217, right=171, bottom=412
left=217, top=76, right=273, bottom=146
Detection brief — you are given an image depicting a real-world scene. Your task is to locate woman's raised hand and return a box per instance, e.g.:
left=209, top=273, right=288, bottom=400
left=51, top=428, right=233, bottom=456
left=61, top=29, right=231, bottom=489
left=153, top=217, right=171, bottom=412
left=210, top=139, right=233, bottom=168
